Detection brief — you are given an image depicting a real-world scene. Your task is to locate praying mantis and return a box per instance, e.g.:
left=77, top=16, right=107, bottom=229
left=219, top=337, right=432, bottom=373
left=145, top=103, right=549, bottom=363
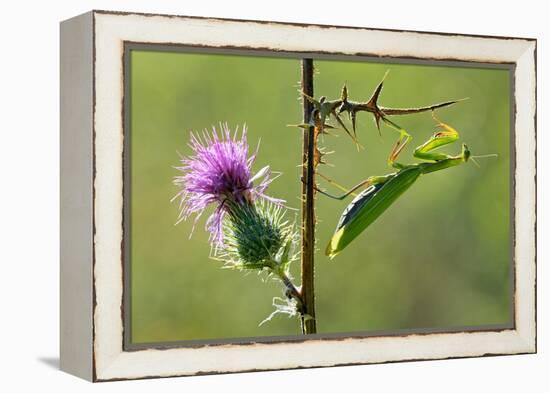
left=320, top=112, right=477, bottom=257
left=294, top=73, right=493, bottom=258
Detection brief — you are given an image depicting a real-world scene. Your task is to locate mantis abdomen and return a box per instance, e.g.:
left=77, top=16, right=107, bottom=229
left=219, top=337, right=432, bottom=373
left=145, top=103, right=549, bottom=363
left=326, top=166, right=421, bottom=258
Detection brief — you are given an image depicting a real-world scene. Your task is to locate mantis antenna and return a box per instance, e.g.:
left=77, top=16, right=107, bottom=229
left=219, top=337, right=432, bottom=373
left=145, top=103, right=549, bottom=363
left=470, top=153, right=499, bottom=168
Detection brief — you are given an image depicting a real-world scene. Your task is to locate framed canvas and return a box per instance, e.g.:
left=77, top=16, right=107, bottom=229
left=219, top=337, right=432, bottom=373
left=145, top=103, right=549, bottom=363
left=60, top=10, right=537, bottom=381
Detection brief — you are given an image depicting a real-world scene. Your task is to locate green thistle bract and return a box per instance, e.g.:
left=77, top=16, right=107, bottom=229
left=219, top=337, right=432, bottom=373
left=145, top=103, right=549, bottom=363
left=217, top=200, right=296, bottom=272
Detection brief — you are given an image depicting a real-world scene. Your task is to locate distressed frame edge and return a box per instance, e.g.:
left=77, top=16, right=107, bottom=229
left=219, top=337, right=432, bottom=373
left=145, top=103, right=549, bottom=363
left=91, top=8, right=537, bottom=42
left=59, top=11, right=95, bottom=381
left=513, top=39, right=537, bottom=353
left=89, top=11, right=537, bottom=381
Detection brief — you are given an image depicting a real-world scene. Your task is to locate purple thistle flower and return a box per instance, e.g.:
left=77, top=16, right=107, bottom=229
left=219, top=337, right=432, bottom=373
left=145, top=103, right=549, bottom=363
left=172, top=123, right=284, bottom=246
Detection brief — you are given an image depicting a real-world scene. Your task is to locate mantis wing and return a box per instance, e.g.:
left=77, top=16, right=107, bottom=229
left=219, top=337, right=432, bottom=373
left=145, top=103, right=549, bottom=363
left=326, top=167, right=421, bottom=258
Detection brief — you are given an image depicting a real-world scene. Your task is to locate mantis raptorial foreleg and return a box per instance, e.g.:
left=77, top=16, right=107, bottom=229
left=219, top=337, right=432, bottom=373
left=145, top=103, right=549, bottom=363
left=382, top=111, right=466, bottom=172
left=412, top=112, right=460, bottom=162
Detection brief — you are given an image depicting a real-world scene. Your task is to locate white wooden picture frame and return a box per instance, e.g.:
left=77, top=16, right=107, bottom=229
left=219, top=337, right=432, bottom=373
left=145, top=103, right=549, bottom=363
left=60, top=10, right=536, bottom=381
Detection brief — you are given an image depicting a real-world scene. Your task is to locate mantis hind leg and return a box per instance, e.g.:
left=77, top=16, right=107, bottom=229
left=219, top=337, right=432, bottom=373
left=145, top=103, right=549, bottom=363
left=315, top=172, right=393, bottom=200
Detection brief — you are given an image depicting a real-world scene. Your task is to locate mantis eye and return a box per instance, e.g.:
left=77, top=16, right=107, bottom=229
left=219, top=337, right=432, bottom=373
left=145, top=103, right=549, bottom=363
left=463, top=144, right=471, bottom=161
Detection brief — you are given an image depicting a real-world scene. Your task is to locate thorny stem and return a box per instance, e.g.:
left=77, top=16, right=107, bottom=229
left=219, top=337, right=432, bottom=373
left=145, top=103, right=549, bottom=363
left=300, top=59, right=317, bottom=334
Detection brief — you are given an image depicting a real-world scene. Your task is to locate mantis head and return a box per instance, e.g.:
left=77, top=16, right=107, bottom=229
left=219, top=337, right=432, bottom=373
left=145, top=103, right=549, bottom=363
left=462, top=144, right=471, bottom=162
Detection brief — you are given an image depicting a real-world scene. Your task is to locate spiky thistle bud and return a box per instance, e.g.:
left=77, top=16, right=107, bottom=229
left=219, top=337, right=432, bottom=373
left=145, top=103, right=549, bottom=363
left=217, top=200, right=297, bottom=272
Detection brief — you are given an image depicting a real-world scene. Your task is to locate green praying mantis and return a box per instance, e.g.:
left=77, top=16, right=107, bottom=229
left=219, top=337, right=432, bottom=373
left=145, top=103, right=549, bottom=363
left=319, top=112, right=475, bottom=257
left=294, top=73, right=495, bottom=258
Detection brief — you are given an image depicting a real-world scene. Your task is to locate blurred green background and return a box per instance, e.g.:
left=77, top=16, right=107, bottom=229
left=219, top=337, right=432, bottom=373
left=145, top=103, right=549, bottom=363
left=129, top=49, right=512, bottom=344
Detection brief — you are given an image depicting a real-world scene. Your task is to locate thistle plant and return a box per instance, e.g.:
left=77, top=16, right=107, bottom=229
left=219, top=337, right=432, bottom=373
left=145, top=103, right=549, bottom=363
left=172, top=124, right=304, bottom=327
